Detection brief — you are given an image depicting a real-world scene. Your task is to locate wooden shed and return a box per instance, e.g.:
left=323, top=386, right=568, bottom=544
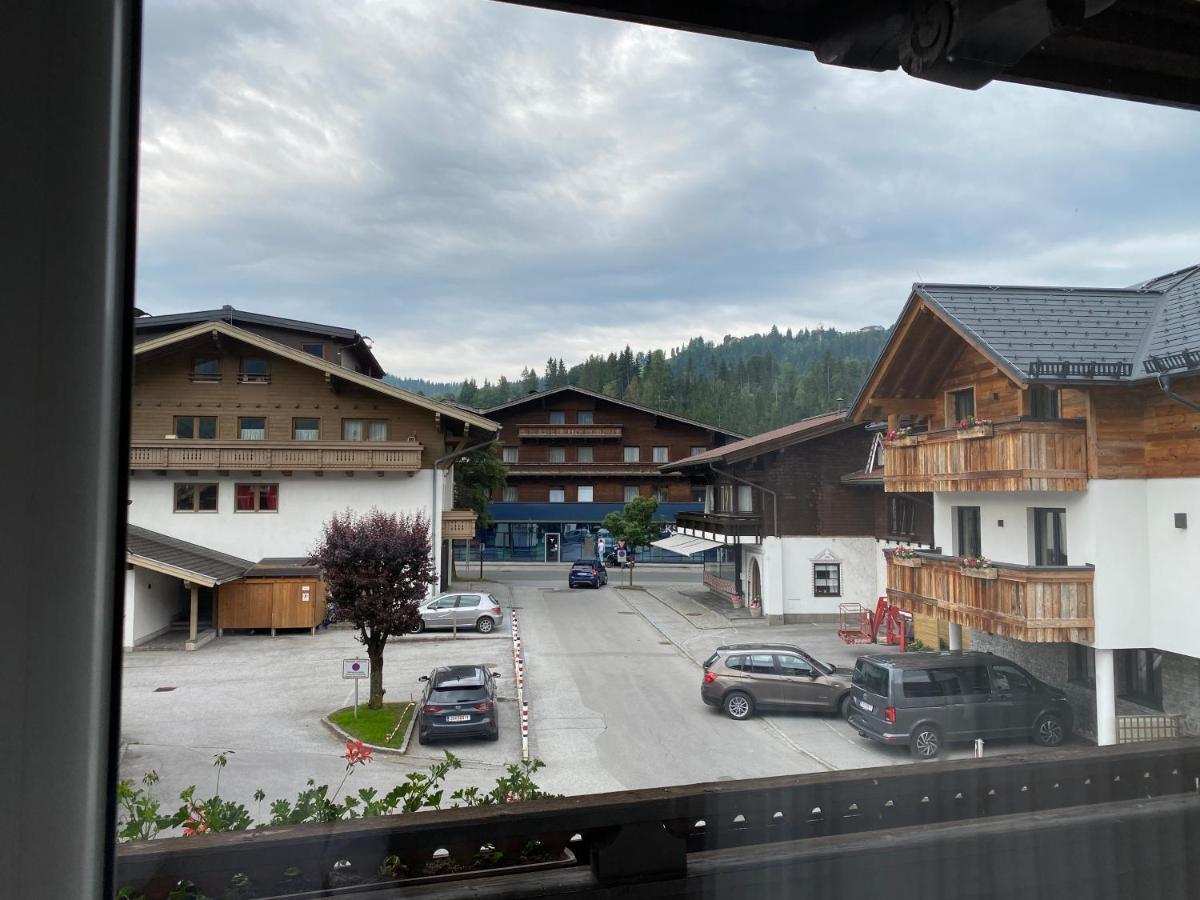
left=217, top=559, right=326, bottom=636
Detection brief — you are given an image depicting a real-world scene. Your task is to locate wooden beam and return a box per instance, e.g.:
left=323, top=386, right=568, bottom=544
left=189, top=584, right=199, bottom=643
left=850, top=293, right=926, bottom=420
left=868, top=398, right=940, bottom=416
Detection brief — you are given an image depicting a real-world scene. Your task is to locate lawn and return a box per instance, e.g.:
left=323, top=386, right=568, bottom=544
left=328, top=701, right=415, bottom=749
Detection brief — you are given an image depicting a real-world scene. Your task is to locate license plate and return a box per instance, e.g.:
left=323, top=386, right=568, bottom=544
left=446, top=714, right=470, bottom=722
left=858, top=699, right=874, bottom=712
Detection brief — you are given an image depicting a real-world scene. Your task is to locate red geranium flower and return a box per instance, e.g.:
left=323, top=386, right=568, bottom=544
left=342, top=740, right=374, bottom=767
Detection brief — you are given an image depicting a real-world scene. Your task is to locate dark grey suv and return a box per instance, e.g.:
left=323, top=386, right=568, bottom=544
left=847, top=651, right=1072, bottom=759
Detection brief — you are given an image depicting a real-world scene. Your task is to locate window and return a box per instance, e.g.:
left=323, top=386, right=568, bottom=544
left=235, top=483, right=279, bottom=512
left=776, top=655, right=814, bottom=677
left=301, top=342, right=324, bottom=358
left=1068, top=645, right=1096, bottom=686
left=577, top=411, right=593, bottom=425
left=548, top=486, right=565, bottom=503
left=899, top=667, right=990, bottom=698
left=548, top=447, right=566, bottom=463
left=1031, top=384, right=1060, bottom=418
left=652, top=487, right=666, bottom=502
left=737, top=485, right=753, bottom=512
left=501, top=486, right=518, bottom=502
left=716, top=483, right=734, bottom=512
left=190, top=357, right=221, bottom=382
left=292, top=417, right=320, bottom=441
left=433, top=594, right=459, bottom=609
left=624, top=446, right=640, bottom=462
left=174, top=415, right=217, bottom=440
left=624, top=485, right=639, bottom=502
left=652, top=446, right=668, bottom=463
left=548, top=411, right=565, bottom=425
left=342, top=419, right=388, bottom=441
left=238, top=416, right=267, bottom=440
left=502, top=446, right=518, bottom=463
left=992, top=664, right=1033, bottom=694
left=732, top=654, right=776, bottom=675
left=239, top=357, right=271, bottom=383
left=577, top=485, right=594, bottom=502
left=691, top=446, right=706, bottom=456
left=174, top=482, right=217, bottom=512
left=889, top=496, right=916, bottom=536
left=948, top=386, right=975, bottom=423
left=577, top=446, right=593, bottom=463
left=691, top=486, right=707, bottom=503
left=1117, top=649, right=1163, bottom=710
left=1032, top=508, right=1068, bottom=565
left=813, top=562, right=841, bottom=596
left=954, top=506, right=982, bottom=557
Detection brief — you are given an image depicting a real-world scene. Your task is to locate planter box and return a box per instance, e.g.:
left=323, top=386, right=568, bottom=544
left=893, top=557, right=923, bottom=568
left=748, top=605, right=763, bottom=618
left=956, top=425, right=993, bottom=440
left=961, top=566, right=998, bottom=580
left=886, top=436, right=918, bottom=447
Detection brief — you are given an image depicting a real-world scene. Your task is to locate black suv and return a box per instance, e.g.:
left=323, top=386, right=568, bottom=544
left=848, top=651, right=1072, bottom=759
left=417, top=665, right=500, bottom=744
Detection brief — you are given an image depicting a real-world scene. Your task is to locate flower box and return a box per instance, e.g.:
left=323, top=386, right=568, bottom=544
left=731, top=593, right=744, bottom=608
left=748, top=604, right=763, bottom=618
left=893, top=556, right=923, bottom=568
left=956, top=424, right=993, bottom=440
left=961, top=566, right=998, bottom=580
left=886, top=435, right=918, bottom=447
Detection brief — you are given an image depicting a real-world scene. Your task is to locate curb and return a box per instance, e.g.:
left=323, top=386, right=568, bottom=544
left=321, top=706, right=415, bottom=757
left=511, top=610, right=529, bottom=761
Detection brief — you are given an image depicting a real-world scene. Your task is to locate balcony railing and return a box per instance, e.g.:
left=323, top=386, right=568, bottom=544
left=885, top=551, right=1094, bottom=643
left=675, top=511, right=761, bottom=542
left=114, top=740, right=1200, bottom=899
left=883, top=417, right=1088, bottom=493
left=517, top=423, right=623, bottom=440
left=441, top=508, right=477, bottom=539
left=129, top=440, right=424, bottom=472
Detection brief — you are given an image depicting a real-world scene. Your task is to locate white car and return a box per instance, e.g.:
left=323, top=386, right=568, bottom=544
left=410, top=592, right=504, bottom=634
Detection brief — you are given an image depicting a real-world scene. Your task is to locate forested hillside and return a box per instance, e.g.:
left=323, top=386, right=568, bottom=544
left=388, top=325, right=889, bottom=436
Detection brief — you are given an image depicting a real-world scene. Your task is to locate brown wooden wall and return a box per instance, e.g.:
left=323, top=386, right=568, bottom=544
left=217, top=577, right=326, bottom=631
left=132, top=334, right=447, bottom=463
left=934, top=346, right=1022, bottom=428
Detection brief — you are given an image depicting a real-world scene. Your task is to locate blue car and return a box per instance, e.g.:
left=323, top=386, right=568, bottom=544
left=568, top=559, right=608, bottom=589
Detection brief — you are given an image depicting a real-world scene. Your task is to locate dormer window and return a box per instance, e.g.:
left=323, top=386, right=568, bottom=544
left=239, top=357, right=271, bottom=384
left=190, top=357, right=221, bottom=383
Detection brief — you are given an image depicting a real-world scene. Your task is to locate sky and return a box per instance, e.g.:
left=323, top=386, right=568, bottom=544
left=136, top=0, right=1200, bottom=382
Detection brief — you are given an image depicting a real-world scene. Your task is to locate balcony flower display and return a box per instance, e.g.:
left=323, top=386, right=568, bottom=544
left=954, top=416, right=993, bottom=439
left=884, top=426, right=917, bottom=446
left=892, top=545, right=922, bottom=567
left=958, top=555, right=998, bottom=579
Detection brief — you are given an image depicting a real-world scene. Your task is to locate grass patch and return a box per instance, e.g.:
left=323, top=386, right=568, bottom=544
left=328, top=701, right=415, bottom=748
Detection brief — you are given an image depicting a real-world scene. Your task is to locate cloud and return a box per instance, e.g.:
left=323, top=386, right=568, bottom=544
left=137, top=0, right=1200, bottom=382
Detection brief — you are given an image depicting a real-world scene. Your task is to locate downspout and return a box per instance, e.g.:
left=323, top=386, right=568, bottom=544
left=711, top=464, right=778, bottom=538
left=1158, top=373, right=1200, bottom=413
left=433, top=434, right=500, bottom=587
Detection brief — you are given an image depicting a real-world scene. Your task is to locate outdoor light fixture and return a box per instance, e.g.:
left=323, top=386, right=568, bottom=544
left=1175, top=513, right=1188, bottom=529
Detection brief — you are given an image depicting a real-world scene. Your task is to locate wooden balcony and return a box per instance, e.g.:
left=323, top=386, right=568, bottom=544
left=517, top=423, right=623, bottom=440
left=675, top=511, right=761, bottom=543
left=883, top=418, right=1088, bottom=493
left=129, top=440, right=424, bottom=472
left=885, top=552, right=1094, bottom=643
left=441, top=508, right=477, bottom=540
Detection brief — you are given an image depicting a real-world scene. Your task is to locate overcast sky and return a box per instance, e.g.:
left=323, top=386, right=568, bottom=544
left=136, top=1, right=1200, bottom=382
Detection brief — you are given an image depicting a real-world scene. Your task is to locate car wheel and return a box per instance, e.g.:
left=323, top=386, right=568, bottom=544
left=417, top=728, right=428, bottom=745
left=409, top=620, right=425, bottom=634
left=838, top=693, right=853, bottom=720
left=723, top=692, right=754, bottom=721
left=476, top=616, right=495, bottom=634
left=486, top=726, right=499, bottom=742
left=1032, top=712, right=1066, bottom=747
left=910, top=723, right=942, bottom=760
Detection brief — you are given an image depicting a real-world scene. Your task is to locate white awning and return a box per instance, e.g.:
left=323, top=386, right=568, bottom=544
left=651, top=533, right=724, bottom=556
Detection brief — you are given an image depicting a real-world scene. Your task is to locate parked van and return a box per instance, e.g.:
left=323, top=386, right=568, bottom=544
left=848, top=651, right=1072, bottom=759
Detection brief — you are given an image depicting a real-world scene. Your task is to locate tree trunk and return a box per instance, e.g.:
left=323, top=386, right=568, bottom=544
left=368, top=645, right=385, bottom=709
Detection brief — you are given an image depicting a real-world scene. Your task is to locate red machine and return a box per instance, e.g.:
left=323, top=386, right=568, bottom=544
left=838, top=597, right=909, bottom=650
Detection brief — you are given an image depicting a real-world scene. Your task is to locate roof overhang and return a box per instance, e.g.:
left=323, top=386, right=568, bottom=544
left=133, top=321, right=500, bottom=433
left=651, top=533, right=722, bottom=555
left=126, top=553, right=222, bottom=588
left=662, top=416, right=857, bottom=472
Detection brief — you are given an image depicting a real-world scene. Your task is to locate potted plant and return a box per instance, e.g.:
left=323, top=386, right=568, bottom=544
left=958, top=555, right=998, bottom=580
left=731, top=592, right=744, bottom=608
left=747, top=598, right=763, bottom=617
left=954, top=416, right=993, bottom=439
left=885, top=426, right=918, bottom=447
left=891, top=545, right=923, bottom=568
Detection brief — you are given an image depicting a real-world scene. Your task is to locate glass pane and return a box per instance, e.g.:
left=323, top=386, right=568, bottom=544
left=293, top=418, right=320, bottom=440
left=691, top=446, right=705, bottom=456
left=548, top=411, right=565, bottom=424
left=502, top=447, right=518, bottom=462
left=737, top=485, right=753, bottom=512
left=777, top=656, right=811, bottom=676
left=260, top=484, right=278, bottom=511
left=624, top=486, right=638, bottom=501
left=502, top=487, right=518, bottom=502
left=577, top=447, right=593, bottom=462
left=174, top=483, right=195, bottom=511
left=548, top=447, right=565, bottom=463
left=174, top=417, right=194, bottom=439
left=653, top=447, right=668, bottom=462
left=239, top=418, right=266, bottom=440
left=342, top=420, right=364, bottom=441
left=993, top=665, right=1032, bottom=693
left=235, top=484, right=255, bottom=511
left=198, top=484, right=218, bottom=511
left=198, top=416, right=217, bottom=439
left=368, top=420, right=388, bottom=441
left=302, top=343, right=323, bottom=358
left=241, top=357, right=270, bottom=377
left=577, top=411, right=593, bottom=425
left=577, top=486, right=593, bottom=502
left=624, top=446, right=639, bottom=462
left=192, top=357, right=220, bottom=377
left=549, top=489, right=565, bottom=503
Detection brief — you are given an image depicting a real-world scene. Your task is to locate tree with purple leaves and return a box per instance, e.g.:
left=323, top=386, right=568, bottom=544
left=309, top=509, right=438, bottom=709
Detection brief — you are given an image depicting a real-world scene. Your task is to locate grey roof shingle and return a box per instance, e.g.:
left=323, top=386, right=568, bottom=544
left=913, top=264, right=1200, bottom=382
left=126, top=525, right=253, bottom=585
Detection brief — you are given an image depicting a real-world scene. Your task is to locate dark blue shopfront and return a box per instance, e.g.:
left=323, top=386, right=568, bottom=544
left=455, top=501, right=705, bottom=563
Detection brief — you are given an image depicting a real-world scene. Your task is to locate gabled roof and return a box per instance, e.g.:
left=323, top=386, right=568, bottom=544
left=133, top=321, right=500, bottom=432
left=483, top=385, right=743, bottom=439
left=126, top=525, right=253, bottom=587
left=134, top=306, right=385, bottom=377
left=661, top=411, right=854, bottom=471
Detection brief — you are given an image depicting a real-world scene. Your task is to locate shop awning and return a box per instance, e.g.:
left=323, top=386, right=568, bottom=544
left=651, top=533, right=723, bottom=556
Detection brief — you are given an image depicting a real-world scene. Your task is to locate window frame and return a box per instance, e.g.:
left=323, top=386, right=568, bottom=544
left=889, top=495, right=917, bottom=536
left=623, top=446, right=640, bottom=463
left=189, top=356, right=221, bottom=383
left=577, top=485, right=594, bottom=502
left=548, top=486, right=566, bottom=503
left=238, top=357, right=271, bottom=384
left=623, top=485, right=639, bottom=502
left=577, top=411, right=593, bottom=425
left=576, top=446, right=593, bottom=463
left=502, top=446, right=519, bottom=463
left=234, top=482, right=280, bottom=513
left=342, top=418, right=389, bottom=442
left=953, top=505, right=982, bottom=557
left=1032, top=507, right=1068, bottom=565
left=501, top=485, right=518, bottom=502
left=301, top=342, right=324, bottom=359
left=292, top=417, right=321, bottom=441
left=1116, top=649, right=1164, bottom=710
left=652, top=446, right=669, bottom=463
left=173, top=415, right=218, bottom=440
left=548, top=410, right=565, bottom=425
left=547, top=446, right=566, bottom=464
left=813, top=562, right=842, bottom=597
left=947, top=386, right=976, bottom=424
left=173, top=481, right=219, bottom=513
left=690, top=446, right=706, bottom=456
left=1030, top=384, right=1060, bottom=418
left=238, top=416, right=267, bottom=441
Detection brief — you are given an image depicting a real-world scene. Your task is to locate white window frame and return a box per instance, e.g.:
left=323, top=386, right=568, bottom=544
left=549, top=486, right=566, bottom=503
left=577, top=446, right=593, bottom=463
left=652, top=446, right=668, bottom=463
left=577, top=485, right=594, bottom=502
left=624, top=446, right=640, bottom=463
left=502, top=446, right=518, bottom=463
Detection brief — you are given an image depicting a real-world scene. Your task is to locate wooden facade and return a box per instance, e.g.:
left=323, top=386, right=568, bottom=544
left=885, top=554, right=1094, bottom=643
left=217, top=576, right=326, bottom=635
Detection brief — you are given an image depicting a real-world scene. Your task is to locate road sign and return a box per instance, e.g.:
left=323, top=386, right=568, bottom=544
left=343, top=658, right=369, bottom=679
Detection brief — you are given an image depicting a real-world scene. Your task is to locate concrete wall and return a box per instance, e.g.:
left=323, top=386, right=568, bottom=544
left=128, top=470, right=437, bottom=561
left=1145, top=479, right=1200, bottom=656
left=744, top=536, right=881, bottom=623
left=122, top=566, right=185, bottom=649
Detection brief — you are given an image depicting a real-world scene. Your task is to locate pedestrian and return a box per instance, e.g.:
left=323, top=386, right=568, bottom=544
left=596, top=535, right=606, bottom=561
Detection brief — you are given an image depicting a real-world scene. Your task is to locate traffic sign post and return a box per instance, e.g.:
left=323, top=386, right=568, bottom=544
left=343, top=658, right=369, bottom=718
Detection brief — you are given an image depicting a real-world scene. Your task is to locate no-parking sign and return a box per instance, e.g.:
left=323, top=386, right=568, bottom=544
left=342, top=658, right=369, bottom=679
